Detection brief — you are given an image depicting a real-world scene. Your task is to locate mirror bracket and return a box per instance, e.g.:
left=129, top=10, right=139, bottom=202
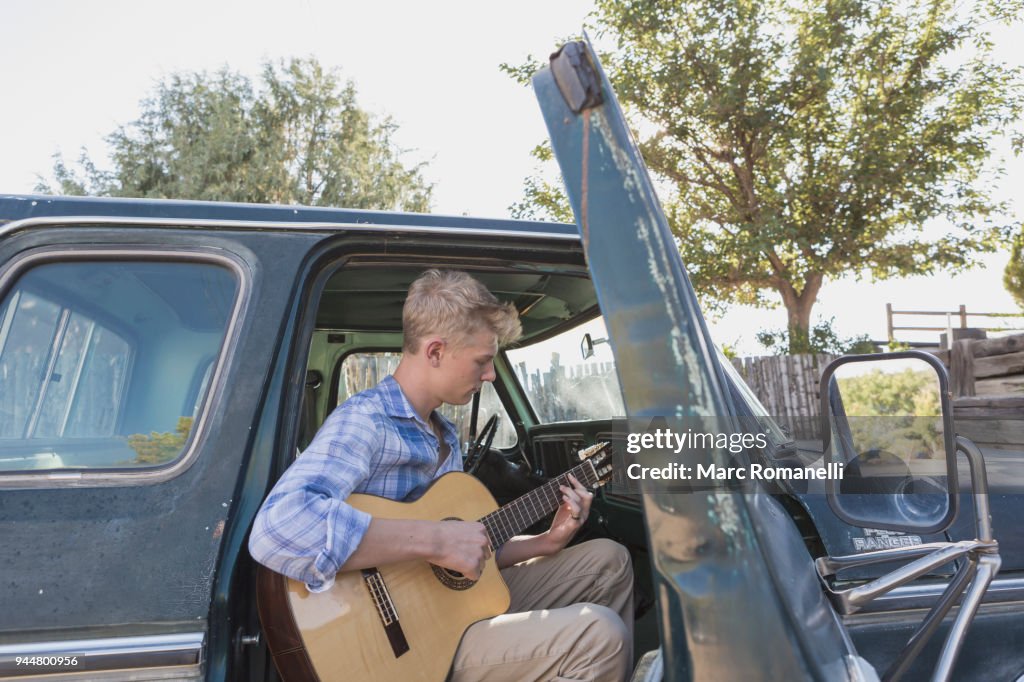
left=815, top=432, right=1000, bottom=682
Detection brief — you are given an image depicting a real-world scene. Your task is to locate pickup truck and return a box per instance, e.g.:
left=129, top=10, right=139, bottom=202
left=0, top=40, right=1020, bottom=682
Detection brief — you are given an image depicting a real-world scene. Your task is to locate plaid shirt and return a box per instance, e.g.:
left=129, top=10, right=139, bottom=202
left=248, top=375, right=462, bottom=591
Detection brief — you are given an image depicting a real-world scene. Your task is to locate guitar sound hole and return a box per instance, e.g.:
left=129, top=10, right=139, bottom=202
left=432, top=516, right=477, bottom=590
left=432, top=563, right=476, bottom=590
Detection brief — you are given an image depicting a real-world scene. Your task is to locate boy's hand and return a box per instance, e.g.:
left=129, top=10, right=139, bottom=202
left=546, top=473, right=593, bottom=551
left=431, top=520, right=492, bottom=580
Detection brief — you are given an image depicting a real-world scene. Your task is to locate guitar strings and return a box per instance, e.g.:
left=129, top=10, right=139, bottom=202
left=481, top=459, right=600, bottom=548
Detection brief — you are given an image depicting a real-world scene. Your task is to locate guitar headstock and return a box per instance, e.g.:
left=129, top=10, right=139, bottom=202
left=577, top=441, right=614, bottom=488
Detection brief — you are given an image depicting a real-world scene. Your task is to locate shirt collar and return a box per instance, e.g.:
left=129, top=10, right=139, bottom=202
left=380, top=375, right=461, bottom=445
left=379, top=375, right=419, bottom=420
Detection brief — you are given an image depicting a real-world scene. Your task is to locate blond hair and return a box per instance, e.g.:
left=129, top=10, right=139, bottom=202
left=402, top=270, right=522, bottom=352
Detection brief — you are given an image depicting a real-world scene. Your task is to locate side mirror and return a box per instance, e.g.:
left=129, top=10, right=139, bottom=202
left=820, top=351, right=958, bottom=534
left=580, top=332, right=608, bottom=361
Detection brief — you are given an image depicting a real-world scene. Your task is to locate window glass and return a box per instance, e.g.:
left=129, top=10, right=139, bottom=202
left=0, top=291, right=62, bottom=436
left=0, top=260, right=238, bottom=471
left=716, top=348, right=791, bottom=448
left=336, top=352, right=517, bottom=451
left=506, top=317, right=625, bottom=423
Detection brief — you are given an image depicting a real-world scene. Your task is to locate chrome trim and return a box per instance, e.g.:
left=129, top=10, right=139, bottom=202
left=0, top=215, right=581, bottom=242
left=828, top=541, right=984, bottom=615
left=0, top=632, right=203, bottom=679
left=932, top=554, right=1001, bottom=681
left=882, top=556, right=978, bottom=680
left=0, top=631, right=204, bottom=656
left=855, top=576, right=1024, bottom=613
left=0, top=666, right=200, bottom=681
left=0, top=247, right=251, bottom=489
left=958, top=436, right=993, bottom=542
left=817, top=542, right=964, bottom=577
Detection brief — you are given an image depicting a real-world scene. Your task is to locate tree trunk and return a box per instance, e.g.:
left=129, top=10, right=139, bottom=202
left=778, top=274, right=823, bottom=354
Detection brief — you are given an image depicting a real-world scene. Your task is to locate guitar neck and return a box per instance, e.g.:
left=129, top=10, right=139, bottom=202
left=479, top=460, right=598, bottom=550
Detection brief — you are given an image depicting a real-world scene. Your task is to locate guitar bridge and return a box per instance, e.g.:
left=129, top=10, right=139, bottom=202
left=362, top=568, right=410, bottom=658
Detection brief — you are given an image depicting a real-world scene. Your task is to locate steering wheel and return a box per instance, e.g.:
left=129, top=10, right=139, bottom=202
left=465, top=414, right=499, bottom=476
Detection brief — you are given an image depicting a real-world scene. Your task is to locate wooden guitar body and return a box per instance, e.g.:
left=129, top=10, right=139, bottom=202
left=257, top=472, right=511, bottom=682
left=257, top=443, right=613, bottom=682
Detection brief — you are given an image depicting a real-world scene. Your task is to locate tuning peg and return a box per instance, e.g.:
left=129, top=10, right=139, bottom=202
left=578, top=441, right=611, bottom=460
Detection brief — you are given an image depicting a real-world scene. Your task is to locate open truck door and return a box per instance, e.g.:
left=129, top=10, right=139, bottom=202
left=532, top=39, right=1002, bottom=681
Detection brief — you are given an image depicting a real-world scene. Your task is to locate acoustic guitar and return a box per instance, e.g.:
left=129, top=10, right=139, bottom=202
left=256, top=442, right=613, bottom=682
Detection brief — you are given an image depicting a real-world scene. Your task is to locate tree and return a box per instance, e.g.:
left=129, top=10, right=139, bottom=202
left=128, top=417, right=194, bottom=465
left=755, top=318, right=875, bottom=355
left=838, top=369, right=941, bottom=418
left=509, top=0, right=1023, bottom=352
left=1006, top=225, right=1024, bottom=310
left=836, top=369, right=943, bottom=459
left=37, top=58, right=432, bottom=212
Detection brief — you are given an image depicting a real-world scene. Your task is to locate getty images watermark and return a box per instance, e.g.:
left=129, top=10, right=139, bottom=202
left=608, top=418, right=845, bottom=494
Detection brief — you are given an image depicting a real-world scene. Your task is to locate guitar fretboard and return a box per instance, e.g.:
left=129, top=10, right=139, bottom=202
left=479, top=460, right=598, bottom=549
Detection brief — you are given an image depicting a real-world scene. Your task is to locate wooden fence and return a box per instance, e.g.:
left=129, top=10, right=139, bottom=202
left=953, top=396, right=1024, bottom=452
left=887, top=303, right=1024, bottom=344
left=946, top=332, right=1024, bottom=451
left=948, top=333, right=1024, bottom=398
left=730, top=348, right=1023, bottom=452
left=729, top=354, right=838, bottom=440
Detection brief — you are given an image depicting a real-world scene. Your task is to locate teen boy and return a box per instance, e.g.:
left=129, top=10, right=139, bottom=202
left=250, top=269, right=633, bottom=681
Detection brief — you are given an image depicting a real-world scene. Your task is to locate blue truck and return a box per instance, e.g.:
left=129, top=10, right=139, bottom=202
left=0, top=40, right=1020, bottom=681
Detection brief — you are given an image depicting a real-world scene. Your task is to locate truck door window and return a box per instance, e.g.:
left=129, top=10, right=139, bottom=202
left=0, top=260, right=239, bottom=472
left=336, top=351, right=517, bottom=451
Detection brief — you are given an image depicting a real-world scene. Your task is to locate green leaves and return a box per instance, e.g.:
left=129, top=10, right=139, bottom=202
left=36, top=58, right=432, bottom=212
left=514, top=0, right=1023, bottom=352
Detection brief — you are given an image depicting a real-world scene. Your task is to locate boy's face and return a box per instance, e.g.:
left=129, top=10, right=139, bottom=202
left=437, top=328, right=498, bottom=405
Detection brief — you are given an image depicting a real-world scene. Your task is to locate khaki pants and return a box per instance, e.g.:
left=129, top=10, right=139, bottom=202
left=451, top=539, right=634, bottom=682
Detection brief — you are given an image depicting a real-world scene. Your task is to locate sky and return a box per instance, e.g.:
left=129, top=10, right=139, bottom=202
left=2, top=0, right=1022, bottom=355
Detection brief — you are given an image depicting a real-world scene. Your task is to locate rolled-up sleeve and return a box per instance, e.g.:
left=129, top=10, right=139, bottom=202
left=249, top=405, right=383, bottom=591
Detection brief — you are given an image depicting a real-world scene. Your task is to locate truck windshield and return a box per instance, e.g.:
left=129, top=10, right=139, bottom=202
left=506, top=317, right=625, bottom=423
